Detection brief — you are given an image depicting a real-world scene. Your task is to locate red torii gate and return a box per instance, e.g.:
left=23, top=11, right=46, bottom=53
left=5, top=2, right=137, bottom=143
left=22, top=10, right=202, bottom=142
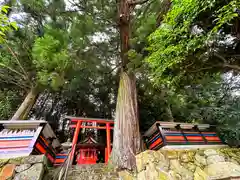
left=66, top=116, right=114, bottom=164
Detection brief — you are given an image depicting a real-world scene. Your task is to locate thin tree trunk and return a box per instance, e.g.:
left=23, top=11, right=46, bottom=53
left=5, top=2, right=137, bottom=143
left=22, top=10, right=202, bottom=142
left=110, top=0, right=144, bottom=170
left=11, top=87, right=39, bottom=120
left=165, top=104, right=174, bottom=122
left=111, top=72, right=141, bottom=170
left=158, top=88, right=174, bottom=122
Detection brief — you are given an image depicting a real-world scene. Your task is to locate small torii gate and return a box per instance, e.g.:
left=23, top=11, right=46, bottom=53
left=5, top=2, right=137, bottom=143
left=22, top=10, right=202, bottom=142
left=66, top=116, right=114, bottom=164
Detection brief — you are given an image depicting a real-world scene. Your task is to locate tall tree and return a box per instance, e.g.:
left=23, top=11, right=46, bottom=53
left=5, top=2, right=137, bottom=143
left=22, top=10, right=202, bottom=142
left=111, top=0, right=155, bottom=170
left=0, top=0, right=74, bottom=120
left=111, top=0, right=173, bottom=169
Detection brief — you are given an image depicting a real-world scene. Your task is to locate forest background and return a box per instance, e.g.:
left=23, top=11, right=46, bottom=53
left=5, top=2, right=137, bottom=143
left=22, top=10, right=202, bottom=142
left=0, top=0, right=240, bottom=164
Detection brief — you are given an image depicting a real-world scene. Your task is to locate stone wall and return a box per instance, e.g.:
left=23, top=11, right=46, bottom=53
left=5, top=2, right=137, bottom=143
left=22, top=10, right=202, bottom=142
left=0, top=155, right=47, bottom=180
left=119, top=148, right=240, bottom=180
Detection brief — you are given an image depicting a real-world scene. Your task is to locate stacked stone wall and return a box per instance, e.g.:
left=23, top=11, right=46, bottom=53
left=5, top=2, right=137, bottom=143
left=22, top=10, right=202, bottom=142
left=119, top=148, right=240, bottom=180
left=0, top=155, right=47, bottom=180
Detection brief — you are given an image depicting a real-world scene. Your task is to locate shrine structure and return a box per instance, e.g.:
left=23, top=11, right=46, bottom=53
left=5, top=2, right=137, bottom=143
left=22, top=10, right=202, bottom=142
left=1, top=118, right=228, bottom=167
left=0, top=120, right=61, bottom=162
left=65, top=116, right=114, bottom=165
left=143, top=121, right=228, bottom=150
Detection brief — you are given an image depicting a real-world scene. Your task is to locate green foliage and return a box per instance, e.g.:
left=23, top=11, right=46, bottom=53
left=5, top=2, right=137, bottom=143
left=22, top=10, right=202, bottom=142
left=0, top=0, right=239, bottom=147
left=162, top=74, right=240, bottom=145
left=0, top=6, right=18, bottom=43
left=146, top=0, right=240, bottom=85
left=0, top=90, right=23, bottom=119
left=212, top=0, right=240, bottom=32
left=32, top=32, right=71, bottom=90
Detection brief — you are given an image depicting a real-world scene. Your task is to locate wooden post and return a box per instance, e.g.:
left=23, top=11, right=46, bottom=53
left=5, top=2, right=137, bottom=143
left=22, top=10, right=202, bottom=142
left=71, top=120, right=81, bottom=164
left=194, top=125, right=207, bottom=144
left=176, top=124, right=188, bottom=144
left=106, top=123, right=111, bottom=163
left=105, top=147, right=107, bottom=164
left=156, top=123, right=167, bottom=147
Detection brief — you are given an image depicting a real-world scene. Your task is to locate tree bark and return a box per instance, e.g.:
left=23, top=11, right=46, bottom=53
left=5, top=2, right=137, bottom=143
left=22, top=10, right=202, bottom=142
left=165, top=104, right=174, bottom=122
left=159, top=88, right=174, bottom=122
left=109, top=0, right=150, bottom=170
left=11, top=87, right=39, bottom=120
left=110, top=0, right=143, bottom=170
left=111, top=72, right=141, bottom=170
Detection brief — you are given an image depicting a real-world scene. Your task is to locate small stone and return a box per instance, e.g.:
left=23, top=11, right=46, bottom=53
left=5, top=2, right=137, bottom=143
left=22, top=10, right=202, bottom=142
left=9, top=157, right=24, bottom=165
left=186, top=162, right=196, bottom=172
left=181, top=153, right=190, bottom=163
left=14, top=163, right=44, bottom=180
left=170, top=159, right=193, bottom=180
left=15, top=164, right=31, bottom=173
left=0, top=164, right=16, bottom=180
left=230, top=158, right=239, bottom=165
left=168, top=170, right=181, bottom=180
left=194, top=167, right=208, bottom=180
left=204, top=162, right=240, bottom=179
left=136, top=150, right=169, bottom=173
left=22, top=155, right=47, bottom=165
left=206, top=155, right=225, bottom=165
left=175, top=173, right=182, bottom=180
left=203, top=149, right=218, bottom=157
left=145, top=163, right=160, bottom=180
left=166, top=151, right=178, bottom=159
left=118, top=170, right=135, bottom=180
left=137, top=170, right=146, bottom=180
left=195, top=153, right=207, bottom=166
left=158, top=170, right=171, bottom=180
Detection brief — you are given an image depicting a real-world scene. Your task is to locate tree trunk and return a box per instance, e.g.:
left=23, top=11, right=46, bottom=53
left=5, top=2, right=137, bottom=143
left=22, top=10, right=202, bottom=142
left=110, top=0, right=142, bottom=170
left=159, top=88, right=174, bottom=122
left=111, top=72, right=141, bottom=170
left=11, top=87, right=39, bottom=120
left=165, top=104, right=174, bottom=122
left=110, top=0, right=146, bottom=170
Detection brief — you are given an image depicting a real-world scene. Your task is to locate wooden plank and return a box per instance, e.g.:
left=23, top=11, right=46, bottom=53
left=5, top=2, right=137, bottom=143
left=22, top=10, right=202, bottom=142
left=0, top=120, right=46, bottom=129
left=29, top=126, right=43, bottom=148
left=144, top=121, right=212, bottom=137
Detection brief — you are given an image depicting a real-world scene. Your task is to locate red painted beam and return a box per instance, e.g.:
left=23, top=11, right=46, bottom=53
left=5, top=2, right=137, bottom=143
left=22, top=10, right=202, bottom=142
left=70, top=125, right=114, bottom=129
left=71, top=119, right=114, bottom=124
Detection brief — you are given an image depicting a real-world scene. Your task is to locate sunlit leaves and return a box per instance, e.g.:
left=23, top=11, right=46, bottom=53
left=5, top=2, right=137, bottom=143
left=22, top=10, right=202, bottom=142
left=212, top=0, right=240, bottom=32
left=0, top=90, right=22, bottom=119
left=32, top=32, right=71, bottom=90
left=146, top=0, right=240, bottom=85
left=0, top=6, right=18, bottom=43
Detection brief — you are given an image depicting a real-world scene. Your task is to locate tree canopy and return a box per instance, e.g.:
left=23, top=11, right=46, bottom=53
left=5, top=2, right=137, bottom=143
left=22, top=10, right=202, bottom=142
left=0, top=0, right=240, bottom=169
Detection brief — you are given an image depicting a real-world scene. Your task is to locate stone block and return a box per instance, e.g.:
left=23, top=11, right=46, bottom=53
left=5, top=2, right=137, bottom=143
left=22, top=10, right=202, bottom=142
left=185, top=162, right=197, bottom=172
left=14, top=163, right=44, bottom=180
left=166, top=151, right=178, bottom=159
left=195, top=153, right=207, bottom=167
left=8, top=157, right=24, bottom=165
left=0, top=164, right=16, bottom=180
left=118, top=170, right=135, bottom=180
left=170, top=159, right=193, bottom=180
left=204, top=149, right=218, bottom=157
left=137, top=170, right=146, bottom=180
left=22, top=155, right=47, bottom=165
left=204, top=162, right=240, bottom=179
left=206, top=155, right=225, bottom=165
left=181, top=153, right=191, bottom=163
left=194, top=167, right=208, bottom=180
left=15, top=164, right=31, bottom=173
